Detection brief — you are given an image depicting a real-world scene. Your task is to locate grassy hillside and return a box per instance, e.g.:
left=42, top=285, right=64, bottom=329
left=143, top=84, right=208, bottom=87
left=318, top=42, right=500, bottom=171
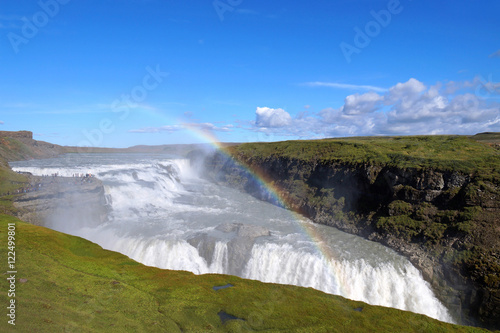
left=0, top=215, right=492, bottom=332
left=0, top=135, right=65, bottom=163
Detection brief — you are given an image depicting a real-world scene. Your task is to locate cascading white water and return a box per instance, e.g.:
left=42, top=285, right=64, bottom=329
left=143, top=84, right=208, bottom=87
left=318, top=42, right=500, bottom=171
left=10, top=153, right=455, bottom=323
left=243, top=242, right=452, bottom=320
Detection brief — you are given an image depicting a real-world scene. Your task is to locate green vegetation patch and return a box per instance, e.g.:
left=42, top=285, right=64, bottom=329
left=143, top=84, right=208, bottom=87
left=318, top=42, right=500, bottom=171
left=376, top=215, right=424, bottom=241
left=0, top=165, right=29, bottom=215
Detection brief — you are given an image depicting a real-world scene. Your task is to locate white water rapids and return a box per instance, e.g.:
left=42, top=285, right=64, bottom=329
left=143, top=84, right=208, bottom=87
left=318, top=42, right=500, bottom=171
left=11, top=153, right=454, bottom=323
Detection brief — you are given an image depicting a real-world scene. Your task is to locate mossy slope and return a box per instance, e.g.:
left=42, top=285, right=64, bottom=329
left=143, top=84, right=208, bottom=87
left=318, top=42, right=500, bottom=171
left=0, top=216, right=491, bottom=333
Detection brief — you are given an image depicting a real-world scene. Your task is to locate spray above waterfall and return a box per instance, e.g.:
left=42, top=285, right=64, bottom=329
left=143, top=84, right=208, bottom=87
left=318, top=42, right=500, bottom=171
left=183, top=124, right=364, bottom=298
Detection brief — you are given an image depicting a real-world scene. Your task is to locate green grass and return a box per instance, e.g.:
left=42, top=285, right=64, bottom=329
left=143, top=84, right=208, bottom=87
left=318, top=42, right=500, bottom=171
left=0, top=137, right=40, bottom=162
left=229, top=136, right=500, bottom=180
left=0, top=216, right=493, bottom=332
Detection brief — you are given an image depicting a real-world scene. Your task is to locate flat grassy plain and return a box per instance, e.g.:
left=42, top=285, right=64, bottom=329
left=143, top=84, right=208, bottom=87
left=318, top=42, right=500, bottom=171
left=229, top=135, right=500, bottom=180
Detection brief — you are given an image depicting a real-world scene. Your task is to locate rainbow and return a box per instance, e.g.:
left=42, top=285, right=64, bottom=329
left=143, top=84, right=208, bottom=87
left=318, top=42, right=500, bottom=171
left=182, top=123, right=351, bottom=297
left=127, top=106, right=349, bottom=295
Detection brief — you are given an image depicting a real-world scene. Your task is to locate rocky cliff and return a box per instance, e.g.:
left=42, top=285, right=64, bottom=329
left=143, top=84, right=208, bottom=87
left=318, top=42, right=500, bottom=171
left=0, top=131, right=66, bottom=164
left=0, top=130, right=33, bottom=139
left=199, top=136, right=500, bottom=330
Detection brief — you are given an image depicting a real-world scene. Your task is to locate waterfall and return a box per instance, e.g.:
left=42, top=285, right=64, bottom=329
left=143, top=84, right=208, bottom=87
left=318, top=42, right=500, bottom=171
left=11, top=153, right=455, bottom=324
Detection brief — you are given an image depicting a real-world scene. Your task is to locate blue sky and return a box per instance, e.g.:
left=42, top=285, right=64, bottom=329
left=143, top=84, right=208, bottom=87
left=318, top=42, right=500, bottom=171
left=0, top=0, right=499, bottom=147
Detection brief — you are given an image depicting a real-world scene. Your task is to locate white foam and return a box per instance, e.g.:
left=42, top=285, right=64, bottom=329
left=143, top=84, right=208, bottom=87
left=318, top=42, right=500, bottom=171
left=243, top=242, right=454, bottom=323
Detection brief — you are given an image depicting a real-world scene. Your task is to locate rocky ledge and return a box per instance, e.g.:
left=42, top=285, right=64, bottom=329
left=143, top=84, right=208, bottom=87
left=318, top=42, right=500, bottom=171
left=12, top=174, right=110, bottom=229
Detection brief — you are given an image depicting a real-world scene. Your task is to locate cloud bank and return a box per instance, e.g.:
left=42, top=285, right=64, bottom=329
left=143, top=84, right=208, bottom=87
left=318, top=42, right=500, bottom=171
left=130, top=77, right=499, bottom=140
left=130, top=122, right=233, bottom=134
left=253, top=78, right=500, bottom=138
left=489, top=49, right=500, bottom=58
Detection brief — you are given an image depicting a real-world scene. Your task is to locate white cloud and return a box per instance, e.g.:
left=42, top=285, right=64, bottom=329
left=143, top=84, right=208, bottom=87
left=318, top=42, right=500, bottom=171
left=255, top=107, right=292, bottom=128
left=444, top=76, right=500, bottom=98
left=186, top=122, right=233, bottom=132
left=390, top=82, right=445, bottom=124
left=486, top=115, right=500, bottom=126
left=129, top=125, right=182, bottom=133
left=489, top=50, right=500, bottom=58
left=343, top=92, right=383, bottom=115
left=303, top=81, right=387, bottom=93
left=385, top=78, right=426, bottom=105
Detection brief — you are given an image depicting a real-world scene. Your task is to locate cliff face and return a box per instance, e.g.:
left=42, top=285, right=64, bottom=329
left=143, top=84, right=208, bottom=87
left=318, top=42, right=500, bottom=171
left=13, top=175, right=110, bottom=229
left=202, top=151, right=500, bottom=329
left=0, top=131, right=66, bottom=163
left=0, top=130, right=33, bottom=139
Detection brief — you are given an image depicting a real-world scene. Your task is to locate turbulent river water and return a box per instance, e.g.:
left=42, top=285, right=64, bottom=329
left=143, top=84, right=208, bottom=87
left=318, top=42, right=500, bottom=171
left=11, top=153, right=454, bottom=323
